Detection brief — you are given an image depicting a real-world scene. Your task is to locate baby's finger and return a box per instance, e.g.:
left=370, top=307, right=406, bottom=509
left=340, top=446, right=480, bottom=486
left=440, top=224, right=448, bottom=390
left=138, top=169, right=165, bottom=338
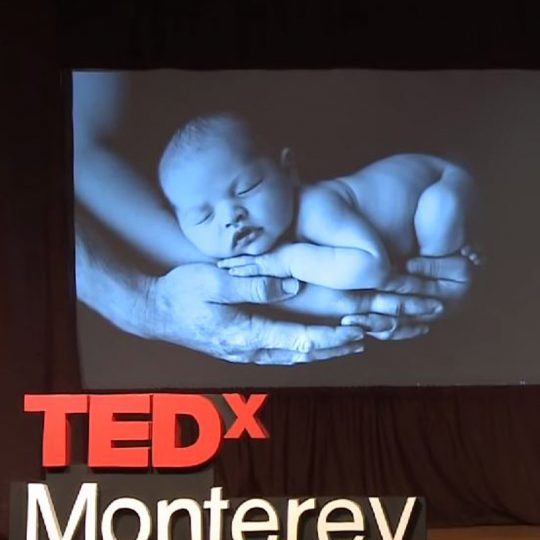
left=229, top=264, right=261, bottom=277
left=218, top=256, right=255, bottom=268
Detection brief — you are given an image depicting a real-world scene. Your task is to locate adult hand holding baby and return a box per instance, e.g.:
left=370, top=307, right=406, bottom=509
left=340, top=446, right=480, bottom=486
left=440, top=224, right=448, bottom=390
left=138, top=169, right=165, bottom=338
left=147, top=263, right=367, bottom=365
left=147, top=263, right=455, bottom=363
left=348, top=250, right=477, bottom=340
left=74, top=74, right=478, bottom=370
left=389, top=250, right=476, bottom=306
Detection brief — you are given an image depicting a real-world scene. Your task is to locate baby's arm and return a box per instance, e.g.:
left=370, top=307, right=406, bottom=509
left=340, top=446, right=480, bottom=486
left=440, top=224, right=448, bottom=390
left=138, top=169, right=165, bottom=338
left=220, top=185, right=391, bottom=290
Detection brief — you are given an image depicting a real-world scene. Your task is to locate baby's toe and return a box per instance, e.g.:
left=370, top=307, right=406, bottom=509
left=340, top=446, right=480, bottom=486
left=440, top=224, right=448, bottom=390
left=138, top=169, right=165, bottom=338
left=460, top=245, right=483, bottom=266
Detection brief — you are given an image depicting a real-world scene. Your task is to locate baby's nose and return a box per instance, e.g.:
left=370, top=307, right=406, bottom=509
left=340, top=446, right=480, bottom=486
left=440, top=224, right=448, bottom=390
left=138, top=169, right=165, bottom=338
left=225, top=206, right=247, bottom=228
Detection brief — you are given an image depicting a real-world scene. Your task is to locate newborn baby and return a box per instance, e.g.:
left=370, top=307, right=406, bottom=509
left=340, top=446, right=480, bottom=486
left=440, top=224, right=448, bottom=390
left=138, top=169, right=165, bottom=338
left=159, top=114, right=476, bottom=290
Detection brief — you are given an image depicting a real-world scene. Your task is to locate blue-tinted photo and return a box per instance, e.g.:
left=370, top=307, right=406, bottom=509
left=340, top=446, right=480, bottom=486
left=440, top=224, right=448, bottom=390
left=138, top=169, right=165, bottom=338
left=160, top=114, right=477, bottom=287
left=74, top=70, right=537, bottom=389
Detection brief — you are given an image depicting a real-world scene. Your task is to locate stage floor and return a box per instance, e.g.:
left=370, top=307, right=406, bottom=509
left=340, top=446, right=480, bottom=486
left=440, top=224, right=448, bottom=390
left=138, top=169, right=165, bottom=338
left=428, top=526, right=540, bottom=539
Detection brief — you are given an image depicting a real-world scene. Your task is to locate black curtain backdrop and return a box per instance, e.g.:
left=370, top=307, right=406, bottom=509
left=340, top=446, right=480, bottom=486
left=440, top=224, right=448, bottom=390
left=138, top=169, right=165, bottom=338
left=3, top=1, right=540, bottom=536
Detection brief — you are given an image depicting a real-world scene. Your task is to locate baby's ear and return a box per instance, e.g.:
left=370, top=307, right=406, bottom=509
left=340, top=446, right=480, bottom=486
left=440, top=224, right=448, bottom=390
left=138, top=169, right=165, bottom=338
left=280, top=147, right=299, bottom=185
left=280, top=147, right=294, bottom=167
left=280, top=147, right=300, bottom=185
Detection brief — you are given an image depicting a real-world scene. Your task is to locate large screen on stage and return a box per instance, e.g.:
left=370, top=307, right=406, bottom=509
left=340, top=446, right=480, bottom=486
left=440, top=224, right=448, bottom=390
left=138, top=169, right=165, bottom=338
left=73, top=70, right=540, bottom=388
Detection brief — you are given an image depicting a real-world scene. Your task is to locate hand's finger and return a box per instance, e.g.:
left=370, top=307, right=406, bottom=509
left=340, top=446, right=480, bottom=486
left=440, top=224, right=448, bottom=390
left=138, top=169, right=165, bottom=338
left=342, top=311, right=440, bottom=329
left=341, top=313, right=397, bottom=332
left=406, top=255, right=472, bottom=282
left=250, top=317, right=365, bottom=353
left=229, top=265, right=261, bottom=277
left=241, top=341, right=366, bottom=365
left=209, top=273, right=300, bottom=304
left=369, top=324, right=429, bottom=341
left=383, top=274, right=441, bottom=297
left=218, top=256, right=255, bottom=268
left=354, top=292, right=444, bottom=317
left=293, top=342, right=365, bottom=362
left=385, top=269, right=473, bottom=304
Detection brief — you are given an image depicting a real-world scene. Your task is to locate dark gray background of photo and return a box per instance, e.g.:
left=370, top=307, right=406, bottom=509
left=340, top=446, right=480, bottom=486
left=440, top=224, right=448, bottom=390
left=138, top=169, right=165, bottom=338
left=75, top=70, right=540, bottom=388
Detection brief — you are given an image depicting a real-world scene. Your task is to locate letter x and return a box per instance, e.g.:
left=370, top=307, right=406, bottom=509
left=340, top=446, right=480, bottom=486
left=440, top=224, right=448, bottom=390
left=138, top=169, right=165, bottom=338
left=223, top=394, right=269, bottom=439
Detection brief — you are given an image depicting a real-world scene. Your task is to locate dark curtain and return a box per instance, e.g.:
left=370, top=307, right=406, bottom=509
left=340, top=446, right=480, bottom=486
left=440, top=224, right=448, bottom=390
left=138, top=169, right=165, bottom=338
left=3, top=1, right=540, bottom=536
left=217, top=387, right=540, bottom=526
left=1, top=2, right=80, bottom=536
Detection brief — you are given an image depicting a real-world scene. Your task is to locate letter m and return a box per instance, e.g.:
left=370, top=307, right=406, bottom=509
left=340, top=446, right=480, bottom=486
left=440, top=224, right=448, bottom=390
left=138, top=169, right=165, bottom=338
left=26, top=483, right=97, bottom=540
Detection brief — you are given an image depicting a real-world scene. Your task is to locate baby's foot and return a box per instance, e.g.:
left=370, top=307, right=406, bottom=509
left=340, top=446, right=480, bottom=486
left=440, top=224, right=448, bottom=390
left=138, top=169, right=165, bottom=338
left=460, top=245, right=483, bottom=267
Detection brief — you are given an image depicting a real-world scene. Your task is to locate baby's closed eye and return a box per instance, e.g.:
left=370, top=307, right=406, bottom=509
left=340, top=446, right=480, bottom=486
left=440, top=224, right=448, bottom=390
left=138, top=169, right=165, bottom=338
left=185, top=207, right=213, bottom=225
left=236, top=177, right=264, bottom=196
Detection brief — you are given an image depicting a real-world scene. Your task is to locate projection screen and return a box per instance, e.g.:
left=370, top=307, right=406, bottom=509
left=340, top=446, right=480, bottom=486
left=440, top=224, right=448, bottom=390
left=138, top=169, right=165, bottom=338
left=73, top=69, right=540, bottom=388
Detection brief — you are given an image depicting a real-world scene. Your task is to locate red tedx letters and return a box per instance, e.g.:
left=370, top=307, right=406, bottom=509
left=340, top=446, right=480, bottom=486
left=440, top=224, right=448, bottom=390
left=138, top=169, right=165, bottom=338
left=24, top=393, right=268, bottom=468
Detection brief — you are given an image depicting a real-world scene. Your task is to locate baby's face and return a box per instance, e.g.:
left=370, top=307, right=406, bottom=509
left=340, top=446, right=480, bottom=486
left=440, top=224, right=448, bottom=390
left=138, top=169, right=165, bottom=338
left=164, top=143, right=295, bottom=258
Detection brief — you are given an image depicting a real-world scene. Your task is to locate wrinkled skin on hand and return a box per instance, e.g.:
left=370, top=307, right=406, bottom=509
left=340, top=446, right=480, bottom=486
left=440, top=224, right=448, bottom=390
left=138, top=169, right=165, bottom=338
left=372, top=253, right=475, bottom=339
left=145, top=264, right=367, bottom=365
left=144, top=253, right=475, bottom=363
left=336, top=253, right=475, bottom=340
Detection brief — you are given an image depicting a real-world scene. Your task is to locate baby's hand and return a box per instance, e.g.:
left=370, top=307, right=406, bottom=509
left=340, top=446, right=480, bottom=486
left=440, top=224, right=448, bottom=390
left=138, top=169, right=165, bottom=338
left=218, top=251, right=291, bottom=278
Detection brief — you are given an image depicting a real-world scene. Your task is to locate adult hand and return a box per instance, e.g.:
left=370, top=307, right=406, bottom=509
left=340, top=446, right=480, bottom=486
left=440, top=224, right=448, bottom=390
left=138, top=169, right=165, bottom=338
left=358, top=252, right=476, bottom=340
left=339, top=290, right=443, bottom=341
left=338, top=252, right=476, bottom=341
left=145, top=264, right=367, bottom=365
left=388, top=253, right=474, bottom=305
left=273, top=282, right=445, bottom=342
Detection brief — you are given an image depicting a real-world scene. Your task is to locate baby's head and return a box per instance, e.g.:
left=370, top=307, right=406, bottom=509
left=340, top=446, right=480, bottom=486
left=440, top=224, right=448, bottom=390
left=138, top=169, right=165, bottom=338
left=159, top=114, right=297, bottom=258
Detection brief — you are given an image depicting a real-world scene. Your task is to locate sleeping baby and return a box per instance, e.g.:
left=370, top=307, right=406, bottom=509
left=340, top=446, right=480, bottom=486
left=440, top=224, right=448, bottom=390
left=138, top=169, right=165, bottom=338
left=159, top=114, right=477, bottom=293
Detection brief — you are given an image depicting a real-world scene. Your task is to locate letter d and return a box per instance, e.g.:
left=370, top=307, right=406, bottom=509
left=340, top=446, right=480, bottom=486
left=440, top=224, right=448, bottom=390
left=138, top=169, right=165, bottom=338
left=152, top=395, right=222, bottom=468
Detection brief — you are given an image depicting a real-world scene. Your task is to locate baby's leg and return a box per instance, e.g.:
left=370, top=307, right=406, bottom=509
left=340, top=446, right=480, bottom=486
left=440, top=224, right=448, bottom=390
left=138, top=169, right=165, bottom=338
left=414, top=175, right=472, bottom=256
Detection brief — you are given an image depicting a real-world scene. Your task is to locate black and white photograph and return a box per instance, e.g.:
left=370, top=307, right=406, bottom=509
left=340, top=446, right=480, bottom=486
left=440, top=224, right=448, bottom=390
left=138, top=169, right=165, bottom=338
left=74, top=69, right=538, bottom=388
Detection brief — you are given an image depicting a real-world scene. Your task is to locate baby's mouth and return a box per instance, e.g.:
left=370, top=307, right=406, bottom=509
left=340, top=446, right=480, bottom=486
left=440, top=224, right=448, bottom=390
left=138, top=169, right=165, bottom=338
left=232, top=226, right=263, bottom=250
